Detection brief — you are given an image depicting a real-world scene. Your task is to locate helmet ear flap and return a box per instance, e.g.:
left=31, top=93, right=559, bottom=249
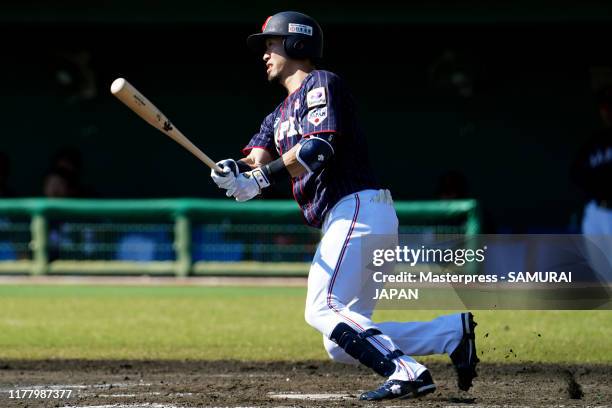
left=294, top=39, right=305, bottom=51
left=283, top=36, right=307, bottom=59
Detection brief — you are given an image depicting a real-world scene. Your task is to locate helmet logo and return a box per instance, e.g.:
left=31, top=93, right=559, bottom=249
left=288, top=23, right=313, bottom=36
left=262, top=16, right=272, bottom=32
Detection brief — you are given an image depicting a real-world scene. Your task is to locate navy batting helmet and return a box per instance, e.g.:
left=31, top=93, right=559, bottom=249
left=247, top=11, right=323, bottom=60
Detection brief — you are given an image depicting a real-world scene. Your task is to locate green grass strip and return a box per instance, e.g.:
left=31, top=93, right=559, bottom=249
left=0, top=285, right=610, bottom=363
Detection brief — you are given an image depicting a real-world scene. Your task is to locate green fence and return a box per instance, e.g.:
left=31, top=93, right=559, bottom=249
left=0, top=198, right=479, bottom=276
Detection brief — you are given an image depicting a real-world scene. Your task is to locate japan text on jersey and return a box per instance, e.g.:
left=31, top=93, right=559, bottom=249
left=244, top=70, right=380, bottom=228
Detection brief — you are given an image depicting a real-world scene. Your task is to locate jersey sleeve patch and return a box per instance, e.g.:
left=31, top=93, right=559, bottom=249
left=307, top=87, right=327, bottom=108
left=307, top=106, right=328, bottom=126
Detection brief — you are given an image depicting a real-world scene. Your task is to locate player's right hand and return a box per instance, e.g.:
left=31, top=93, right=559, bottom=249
left=211, top=159, right=239, bottom=190
left=226, top=171, right=262, bottom=202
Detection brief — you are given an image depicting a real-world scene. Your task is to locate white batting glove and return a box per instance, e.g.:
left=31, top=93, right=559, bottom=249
left=210, top=159, right=239, bottom=190
left=227, top=168, right=270, bottom=202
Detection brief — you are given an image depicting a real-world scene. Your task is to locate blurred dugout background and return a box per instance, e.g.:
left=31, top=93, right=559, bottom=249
left=0, top=0, right=611, bottom=273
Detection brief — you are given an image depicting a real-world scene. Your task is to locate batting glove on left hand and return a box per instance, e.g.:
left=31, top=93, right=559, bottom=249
left=227, top=168, right=271, bottom=202
left=210, top=159, right=239, bottom=190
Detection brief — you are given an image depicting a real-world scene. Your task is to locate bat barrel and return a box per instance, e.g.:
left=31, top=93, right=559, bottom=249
left=111, top=78, right=222, bottom=173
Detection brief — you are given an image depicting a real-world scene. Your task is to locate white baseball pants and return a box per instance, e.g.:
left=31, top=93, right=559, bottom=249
left=304, top=189, right=465, bottom=380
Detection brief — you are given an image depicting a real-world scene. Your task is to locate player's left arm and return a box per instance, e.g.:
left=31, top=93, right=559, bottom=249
left=279, top=145, right=308, bottom=178
left=276, top=133, right=335, bottom=178
left=229, top=136, right=334, bottom=202
left=242, top=128, right=336, bottom=188
left=239, top=147, right=274, bottom=169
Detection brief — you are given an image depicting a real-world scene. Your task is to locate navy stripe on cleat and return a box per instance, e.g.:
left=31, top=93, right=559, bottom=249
left=450, top=312, right=479, bottom=391
left=359, top=370, right=436, bottom=401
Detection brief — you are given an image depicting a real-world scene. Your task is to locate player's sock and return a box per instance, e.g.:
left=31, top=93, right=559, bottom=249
left=387, top=357, right=428, bottom=381
left=369, top=333, right=427, bottom=381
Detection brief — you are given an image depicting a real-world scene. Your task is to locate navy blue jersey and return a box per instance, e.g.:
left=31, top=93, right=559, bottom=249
left=244, top=70, right=380, bottom=228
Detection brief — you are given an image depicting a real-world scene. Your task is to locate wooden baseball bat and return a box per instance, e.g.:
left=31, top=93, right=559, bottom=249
left=110, top=78, right=222, bottom=173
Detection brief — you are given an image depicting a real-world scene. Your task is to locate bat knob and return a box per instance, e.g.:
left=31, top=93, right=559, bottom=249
left=111, top=78, right=126, bottom=94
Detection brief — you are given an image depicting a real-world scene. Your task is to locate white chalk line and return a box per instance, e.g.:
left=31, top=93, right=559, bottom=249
left=55, top=405, right=612, bottom=408
left=59, top=405, right=263, bottom=408
left=59, top=404, right=191, bottom=408
left=268, top=391, right=354, bottom=400
left=94, top=392, right=194, bottom=398
left=206, top=373, right=284, bottom=378
left=0, top=382, right=153, bottom=392
left=0, top=382, right=195, bottom=400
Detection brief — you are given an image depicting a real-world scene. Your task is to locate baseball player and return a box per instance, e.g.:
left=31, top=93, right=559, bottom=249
left=211, top=11, right=478, bottom=401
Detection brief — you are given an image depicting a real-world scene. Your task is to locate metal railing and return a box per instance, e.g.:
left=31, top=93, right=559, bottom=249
left=0, top=198, right=479, bottom=276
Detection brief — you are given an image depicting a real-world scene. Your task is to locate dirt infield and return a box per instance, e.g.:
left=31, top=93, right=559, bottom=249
left=0, top=360, right=610, bottom=408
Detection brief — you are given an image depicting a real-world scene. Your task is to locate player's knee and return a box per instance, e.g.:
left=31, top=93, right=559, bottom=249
left=304, top=303, right=334, bottom=334
left=323, top=337, right=358, bottom=365
left=304, top=304, right=320, bottom=330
